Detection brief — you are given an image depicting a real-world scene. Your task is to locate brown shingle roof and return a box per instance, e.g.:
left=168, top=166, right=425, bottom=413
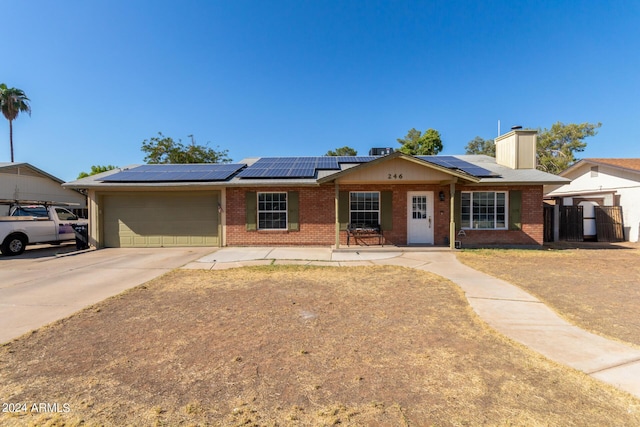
left=585, top=158, right=640, bottom=172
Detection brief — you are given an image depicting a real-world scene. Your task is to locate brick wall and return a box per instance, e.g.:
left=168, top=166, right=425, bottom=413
left=455, top=185, right=544, bottom=247
left=225, top=184, right=543, bottom=247
left=226, top=186, right=336, bottom=246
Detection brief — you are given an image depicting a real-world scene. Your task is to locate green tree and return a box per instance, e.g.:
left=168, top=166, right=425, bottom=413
left=77, top=165, right=118, bottom=179
left=141, top=132, right=231, bottom=164
left=465, top=136, right=495, bottom=156
left=537, top=122, right=601, bottom=174
left=0, top=84, right=31, bottom=162
left=397, top=128, right=443, bottom=155
left=326, top=146, right=357, bottom=156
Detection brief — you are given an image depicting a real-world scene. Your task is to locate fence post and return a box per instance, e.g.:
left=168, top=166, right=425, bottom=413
left=553, top=204, right=560, bottom=242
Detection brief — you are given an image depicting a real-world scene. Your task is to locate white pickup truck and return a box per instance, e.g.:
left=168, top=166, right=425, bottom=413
left=0, top=204, right=88, bottom=256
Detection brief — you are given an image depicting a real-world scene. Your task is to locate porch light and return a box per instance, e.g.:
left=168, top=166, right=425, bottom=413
left=439, top=191, right=445, bottom=202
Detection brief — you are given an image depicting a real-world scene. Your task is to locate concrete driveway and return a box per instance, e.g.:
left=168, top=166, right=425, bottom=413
left=0, top=246, right=215, bottom=344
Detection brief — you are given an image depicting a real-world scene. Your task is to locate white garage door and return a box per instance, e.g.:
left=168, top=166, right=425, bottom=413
left=102, top=191, right=220, bottom=248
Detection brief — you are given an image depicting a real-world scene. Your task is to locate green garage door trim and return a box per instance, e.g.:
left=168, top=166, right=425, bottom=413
left=102, top=192, right=220, bottom=248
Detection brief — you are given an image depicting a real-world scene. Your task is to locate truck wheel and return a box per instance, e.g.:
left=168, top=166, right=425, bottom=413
left=1, top=234, right=27, bottom=256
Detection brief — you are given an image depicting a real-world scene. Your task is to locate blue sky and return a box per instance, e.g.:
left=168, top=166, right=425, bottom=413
left=3, top=0, right=639, bottom=181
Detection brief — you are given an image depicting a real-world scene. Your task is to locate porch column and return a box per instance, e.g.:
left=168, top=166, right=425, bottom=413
left=88, top=190, right=100, bottom=249
left=335, top=182, right=340, bottom=248
left=449, top=182, right=456, bottom=250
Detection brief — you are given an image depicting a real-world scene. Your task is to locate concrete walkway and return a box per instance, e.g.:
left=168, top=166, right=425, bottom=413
left=183, top=246, right=640, bottom=399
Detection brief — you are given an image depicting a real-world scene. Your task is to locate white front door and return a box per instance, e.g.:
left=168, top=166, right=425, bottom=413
left=407, top=192, right=434, bottom=244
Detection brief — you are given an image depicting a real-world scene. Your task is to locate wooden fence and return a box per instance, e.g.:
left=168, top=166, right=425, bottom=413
left=595, top=206, right=625, bottom=242
left=547, top=205, right=625, bottom=242
left=543, top=206, right=554, bottom=242
left=559, top=206, right=584, bottom=242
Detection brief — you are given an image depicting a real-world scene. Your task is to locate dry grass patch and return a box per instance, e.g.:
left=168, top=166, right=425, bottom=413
left=457, top=247, right=640, bottom=347
left=1, top=265, right=639, bottom=426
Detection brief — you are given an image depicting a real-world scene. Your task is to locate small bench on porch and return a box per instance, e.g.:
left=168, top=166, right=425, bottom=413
left=346, top=222, right=384, bottom=246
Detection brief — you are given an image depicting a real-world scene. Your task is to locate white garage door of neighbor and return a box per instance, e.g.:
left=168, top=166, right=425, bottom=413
left=103, top=192, right=220, bottom=248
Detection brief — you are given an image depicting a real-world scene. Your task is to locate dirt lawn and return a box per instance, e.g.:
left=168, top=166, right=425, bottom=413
left=457, top=246, right=640, bottom=347
left=1, top=265, right=639, bottom=426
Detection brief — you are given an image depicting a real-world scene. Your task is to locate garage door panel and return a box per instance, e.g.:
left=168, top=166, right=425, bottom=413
left=125, top=207, right=213, bottom=220
left=103, top=192, right=220, bottom=248
left=175, top=236, right=190, bottom=245
left=119, top=218, right=216, bottom=236
left=133, top=236, right=148, bottom=246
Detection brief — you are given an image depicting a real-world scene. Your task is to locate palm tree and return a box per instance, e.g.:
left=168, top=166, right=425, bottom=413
left=0, top=84, right=31, bottom=162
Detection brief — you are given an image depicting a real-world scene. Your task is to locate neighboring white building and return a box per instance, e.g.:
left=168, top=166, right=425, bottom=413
left=545, top=158, right=640, bottom=242
left=0, top=162, right=86, bottom=216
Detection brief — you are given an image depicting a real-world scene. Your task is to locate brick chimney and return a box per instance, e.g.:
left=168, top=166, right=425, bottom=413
left=495, top=128, right=537, bottom=169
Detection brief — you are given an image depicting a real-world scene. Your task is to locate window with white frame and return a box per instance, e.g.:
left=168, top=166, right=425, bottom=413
left=350, top=192, right=380, bottom=225
left=258, top=192, right=287, bottom=229
left=461, top=191, right=507, bottom=229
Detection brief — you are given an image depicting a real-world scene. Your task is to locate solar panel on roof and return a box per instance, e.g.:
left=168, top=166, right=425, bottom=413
left=317, top=157, right=339, bottom=169
left=461, top=168, right=495, bottom=176
left=237, top=156, right=375, bottom=179
left=288, top=168, right=315, bottom=177
left=237, top=168, right=268, bottom=178
left=100, top=164, right=246, bottom=182
left=268, top=168, right=294, bottom=177
left=436, top=159, right=456, bottom=167
left=416, top=156, right=498, bottom=177
left=337, top=156, right=376, bottom=163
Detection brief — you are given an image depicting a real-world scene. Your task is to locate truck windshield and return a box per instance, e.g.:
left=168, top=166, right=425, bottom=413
left=12, top=207, right=49, bottom=218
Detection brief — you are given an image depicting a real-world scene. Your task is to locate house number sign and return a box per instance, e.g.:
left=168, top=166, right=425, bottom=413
left=387, top=173, right=403, bottom=180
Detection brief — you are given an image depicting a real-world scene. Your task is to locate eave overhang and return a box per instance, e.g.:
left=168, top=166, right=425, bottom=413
left=0, top=162, right=65, bottom=184
left=472, top=178, right=571, bottom=186
left=560, top=159, right=640, bottom=177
